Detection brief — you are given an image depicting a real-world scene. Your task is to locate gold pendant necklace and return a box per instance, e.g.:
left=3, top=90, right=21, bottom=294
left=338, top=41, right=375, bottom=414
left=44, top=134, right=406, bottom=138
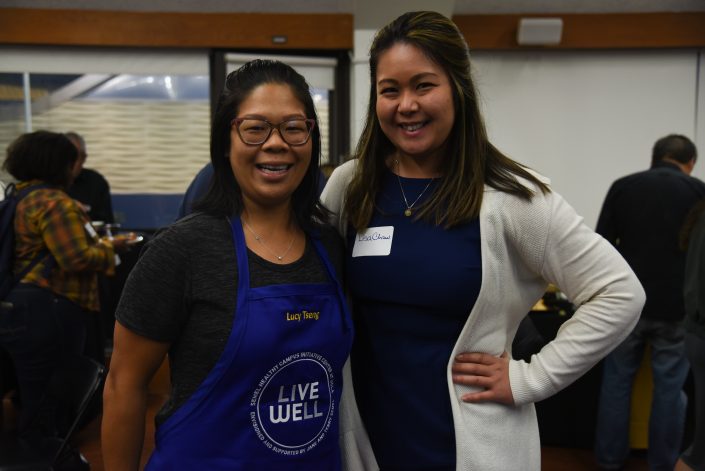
left=394, top=159, right=435, bottom=217
left=241, top=218, right=296, bottom=262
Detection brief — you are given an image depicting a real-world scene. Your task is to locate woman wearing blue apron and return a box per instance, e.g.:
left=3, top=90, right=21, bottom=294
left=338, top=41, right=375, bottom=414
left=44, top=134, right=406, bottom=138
left=102, top=60, right=352, bottom=470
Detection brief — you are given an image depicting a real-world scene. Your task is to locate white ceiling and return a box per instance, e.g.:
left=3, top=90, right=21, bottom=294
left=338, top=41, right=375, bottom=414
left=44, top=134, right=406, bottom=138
left=1, top=0, right=704, bottom=14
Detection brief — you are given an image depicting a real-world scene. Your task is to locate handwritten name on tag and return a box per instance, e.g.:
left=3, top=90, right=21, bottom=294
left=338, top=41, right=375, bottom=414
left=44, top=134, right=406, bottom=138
left=352, top=226, right=394, bottom=257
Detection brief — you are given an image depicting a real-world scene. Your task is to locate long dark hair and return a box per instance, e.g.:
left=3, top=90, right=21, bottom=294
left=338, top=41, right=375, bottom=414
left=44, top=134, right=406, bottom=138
left=345, top=11, right=549, bottom=230
left=195, top=59, right=327, bottom=232
left=3, top=130, right=78, bottom=188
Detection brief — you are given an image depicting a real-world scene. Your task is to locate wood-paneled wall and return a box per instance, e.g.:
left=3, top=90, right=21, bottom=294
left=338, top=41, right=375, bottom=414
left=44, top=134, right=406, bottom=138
left=0, top=8, right=703, bottom=49
left=0, top=8, right=353, bottom=49
left=453, top=12, right=705, bottom=49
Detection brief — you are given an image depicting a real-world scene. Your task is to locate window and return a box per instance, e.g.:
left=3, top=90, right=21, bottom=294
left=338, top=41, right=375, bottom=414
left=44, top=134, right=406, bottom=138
left=0, top=47, right=210, bottom=228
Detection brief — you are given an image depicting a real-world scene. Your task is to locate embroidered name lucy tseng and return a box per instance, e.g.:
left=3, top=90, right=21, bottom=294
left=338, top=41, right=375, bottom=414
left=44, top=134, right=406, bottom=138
left=285, top=310, right=320, bottom=322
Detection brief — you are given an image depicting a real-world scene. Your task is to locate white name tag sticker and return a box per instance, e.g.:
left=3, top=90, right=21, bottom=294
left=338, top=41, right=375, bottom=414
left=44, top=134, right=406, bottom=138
left=352, top=226, right=394, bottom=257
left=84, top=222, right=98, bottom=239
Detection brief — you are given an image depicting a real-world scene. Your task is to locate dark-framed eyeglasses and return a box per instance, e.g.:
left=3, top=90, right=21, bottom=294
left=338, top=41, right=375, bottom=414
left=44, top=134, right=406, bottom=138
left=231, top=118, right=316, bottom=146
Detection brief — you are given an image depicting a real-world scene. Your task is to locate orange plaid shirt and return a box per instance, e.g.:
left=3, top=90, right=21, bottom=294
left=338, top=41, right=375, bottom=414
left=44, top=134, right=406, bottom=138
left=13, top=181, right=116, bottom=312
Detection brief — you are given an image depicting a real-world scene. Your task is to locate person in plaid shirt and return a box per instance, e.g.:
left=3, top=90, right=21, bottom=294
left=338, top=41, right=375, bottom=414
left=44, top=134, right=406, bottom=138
left=0, top=130, right=128, bottom=440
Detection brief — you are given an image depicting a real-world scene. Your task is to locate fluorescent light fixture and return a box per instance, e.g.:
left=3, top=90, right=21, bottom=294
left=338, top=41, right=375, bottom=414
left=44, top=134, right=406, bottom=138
left=517, top=18, right=563, bottom=46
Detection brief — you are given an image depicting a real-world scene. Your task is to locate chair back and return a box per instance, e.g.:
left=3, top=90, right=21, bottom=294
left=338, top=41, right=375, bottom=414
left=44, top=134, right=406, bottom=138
left=44, top=354, right=106, bottom=463
left=0, top=353, right=105, bottom=470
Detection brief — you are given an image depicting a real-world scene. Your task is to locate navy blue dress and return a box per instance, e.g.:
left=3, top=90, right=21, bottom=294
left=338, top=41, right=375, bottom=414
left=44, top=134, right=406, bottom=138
left=347, top=169, right=482, bottom=470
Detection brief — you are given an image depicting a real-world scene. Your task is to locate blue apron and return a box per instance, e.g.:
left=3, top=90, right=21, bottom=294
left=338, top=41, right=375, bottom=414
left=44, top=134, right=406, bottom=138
left=146, top=218, right=353, bottom=470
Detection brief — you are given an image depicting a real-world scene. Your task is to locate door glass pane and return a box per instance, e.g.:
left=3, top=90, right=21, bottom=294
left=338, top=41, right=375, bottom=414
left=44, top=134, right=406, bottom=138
left=312, top=88, right=330, bottom=164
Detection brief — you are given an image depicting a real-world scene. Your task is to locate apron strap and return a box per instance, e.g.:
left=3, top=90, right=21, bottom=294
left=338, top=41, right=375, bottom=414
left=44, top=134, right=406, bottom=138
left=229, top=216, right=251, bottom=293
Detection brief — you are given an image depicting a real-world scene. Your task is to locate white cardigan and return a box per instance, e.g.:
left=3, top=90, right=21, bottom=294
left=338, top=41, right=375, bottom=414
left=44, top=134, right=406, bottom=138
left=324, top=160, right=645, bottom=471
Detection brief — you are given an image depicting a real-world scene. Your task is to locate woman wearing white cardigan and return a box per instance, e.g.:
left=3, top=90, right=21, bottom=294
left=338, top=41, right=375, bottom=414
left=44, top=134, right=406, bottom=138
left=325, top=11, right=645, bottom=471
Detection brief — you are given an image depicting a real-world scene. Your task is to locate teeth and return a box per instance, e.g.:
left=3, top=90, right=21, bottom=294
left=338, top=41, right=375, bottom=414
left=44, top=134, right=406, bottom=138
left=401, top=123, right=424, bottom=131
left=258, top=164, right=290, bottom=172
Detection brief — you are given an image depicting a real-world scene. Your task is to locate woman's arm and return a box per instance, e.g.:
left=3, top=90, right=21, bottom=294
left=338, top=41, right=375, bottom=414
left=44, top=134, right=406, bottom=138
left=508, top=190, right=645, bottom=405
left=102, top=322, right=170, bottom=471
left=39, top=198, right=116, bottom=274
left=452, top=188, right=645, bottom=405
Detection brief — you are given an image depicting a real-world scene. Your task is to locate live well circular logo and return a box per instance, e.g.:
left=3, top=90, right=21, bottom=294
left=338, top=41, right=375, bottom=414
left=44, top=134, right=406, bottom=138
left=249, top=352, right=335, bottom=456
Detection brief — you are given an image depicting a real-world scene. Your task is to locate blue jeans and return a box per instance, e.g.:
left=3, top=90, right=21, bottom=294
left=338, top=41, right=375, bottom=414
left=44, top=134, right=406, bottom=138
left=595, top=318, right=689, bottom=471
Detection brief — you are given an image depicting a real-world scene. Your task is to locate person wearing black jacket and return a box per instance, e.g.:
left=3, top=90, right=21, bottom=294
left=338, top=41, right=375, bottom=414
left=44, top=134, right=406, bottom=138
left=65, top=132, right=114, bottom=224
left=676, top=199, right=705, bottom=471
left=594, top=134, right=705, bottom=471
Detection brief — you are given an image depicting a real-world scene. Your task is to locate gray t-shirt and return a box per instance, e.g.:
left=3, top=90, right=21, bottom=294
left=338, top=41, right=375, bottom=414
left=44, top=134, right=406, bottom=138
left=115, top=212, right=345, bottom=424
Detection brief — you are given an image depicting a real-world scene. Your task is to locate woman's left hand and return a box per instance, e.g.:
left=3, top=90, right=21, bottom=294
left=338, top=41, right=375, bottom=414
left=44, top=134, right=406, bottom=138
left=451, top=351, right=515, bottom=405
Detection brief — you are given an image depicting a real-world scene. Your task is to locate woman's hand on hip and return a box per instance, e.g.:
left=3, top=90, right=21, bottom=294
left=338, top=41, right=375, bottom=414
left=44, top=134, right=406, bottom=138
left=451, top=351, right=515, bottom=405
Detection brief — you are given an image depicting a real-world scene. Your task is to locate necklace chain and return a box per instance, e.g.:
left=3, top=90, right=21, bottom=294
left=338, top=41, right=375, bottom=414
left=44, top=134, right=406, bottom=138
left=394, top=159, right=435, bottom=217
left=241, top=218, right=296, bottom=262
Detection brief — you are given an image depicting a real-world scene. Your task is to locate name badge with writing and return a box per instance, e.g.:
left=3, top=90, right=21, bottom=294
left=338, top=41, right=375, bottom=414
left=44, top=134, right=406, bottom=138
left=352, top=226, right=394, bottom=257
left=84, top=222, right=98, bottom=239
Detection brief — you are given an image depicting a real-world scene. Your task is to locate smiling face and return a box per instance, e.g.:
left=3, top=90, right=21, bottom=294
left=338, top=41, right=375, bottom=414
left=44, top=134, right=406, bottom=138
left=375, top=42, right=455, bottom=169
left=229, top=82, right=313, bottom=211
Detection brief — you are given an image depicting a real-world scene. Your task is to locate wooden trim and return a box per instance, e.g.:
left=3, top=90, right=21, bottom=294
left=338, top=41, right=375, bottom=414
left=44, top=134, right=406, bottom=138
left=0, top=8, right=352, bottom=49
left=452, top=12, right=705, bottom=49
left=1, top=9, right=702, bottom=50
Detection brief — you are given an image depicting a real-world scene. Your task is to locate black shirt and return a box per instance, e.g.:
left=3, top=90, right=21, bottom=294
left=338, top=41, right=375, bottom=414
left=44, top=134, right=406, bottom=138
left=596, top=161, right=705, bottom=321
left=68, top=168, right=114, bottom=223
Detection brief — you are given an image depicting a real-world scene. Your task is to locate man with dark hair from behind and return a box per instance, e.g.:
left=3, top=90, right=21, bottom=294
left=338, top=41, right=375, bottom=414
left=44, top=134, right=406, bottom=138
left=176, top=162, right=214, bottom=220
left=65, top=132, right=114, bottom=224
left=595, top=134, right=705, bottom=471
left=64, top=132, right=115, bottom=378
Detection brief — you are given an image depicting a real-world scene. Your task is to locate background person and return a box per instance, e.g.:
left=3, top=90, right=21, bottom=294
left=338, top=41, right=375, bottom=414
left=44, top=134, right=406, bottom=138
left=0, top=130, right=125, bottom=441
left=176, top=162, right=213, bottom=219
left=321, top=11, right=645, bottom=471
left=65, top=131, right=114, bottom=224
left=66, top=131, right=118, bottom=372
left=102, top=60, right=351, bottom=470
left=676, top=199, right=705, bottom=471
left=594, top=134, right=705, bottom=471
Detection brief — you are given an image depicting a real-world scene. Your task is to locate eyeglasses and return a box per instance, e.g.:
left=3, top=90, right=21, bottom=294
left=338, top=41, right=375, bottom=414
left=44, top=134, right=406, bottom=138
left=231, top=118, right=316, bottom=146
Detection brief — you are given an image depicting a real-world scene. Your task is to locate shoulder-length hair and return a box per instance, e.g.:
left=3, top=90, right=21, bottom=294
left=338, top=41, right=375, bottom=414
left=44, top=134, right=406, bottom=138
left=3, top=130, right=78, bottom=188
left=194, top=59, right=327, bottom=232
left=345, top=11, right=549, bottom=230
